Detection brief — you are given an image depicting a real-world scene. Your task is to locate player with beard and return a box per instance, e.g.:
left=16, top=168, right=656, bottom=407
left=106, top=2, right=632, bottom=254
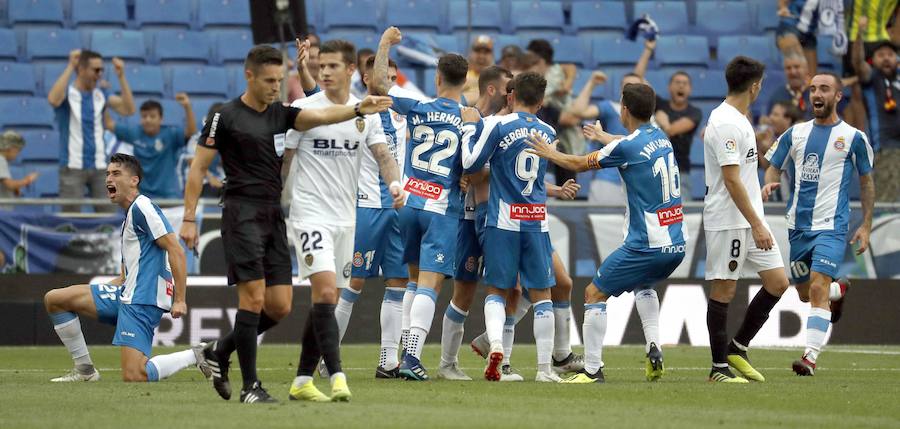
left=763, top=73, right=873, bottom=376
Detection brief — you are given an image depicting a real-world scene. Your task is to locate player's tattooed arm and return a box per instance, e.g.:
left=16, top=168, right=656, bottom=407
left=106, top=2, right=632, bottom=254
left=371, top=142, right=405, bottom=208
left=852, top=173, right=875, bottom=255
left=156, top=233, right=187, bottom=318
left=525, top=132, right=592, bottom=173
left=761, top=166, right=782, bottom=202
left=372, top=27, right=402, bottom=96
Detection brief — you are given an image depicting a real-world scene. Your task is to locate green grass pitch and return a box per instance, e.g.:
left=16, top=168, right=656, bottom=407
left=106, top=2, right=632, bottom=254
left=2, top=344, right=899, bottom=428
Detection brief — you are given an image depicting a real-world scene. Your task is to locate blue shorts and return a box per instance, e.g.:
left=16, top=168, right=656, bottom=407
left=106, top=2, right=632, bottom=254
left=777, top=19, right=817, bottom=47
left=455, top=218, right=483, bottom=282
left=91, top=283, right=123, bottom=325
left=788, top=229, right=845, bottom=283
left=475, top=202, right=488, bottom=248
left=483, top=227, right=555, bottom=290
left=352, top=207, right=408, bottom=279
left=112, top=303, right=164, bottom=357
left=399, top=206, right=458, bottom=278
left=592, top=246, right=685, bottom=297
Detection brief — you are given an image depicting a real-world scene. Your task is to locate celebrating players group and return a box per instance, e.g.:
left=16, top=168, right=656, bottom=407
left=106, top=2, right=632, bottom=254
left=41, top=25, right=874, bottom=403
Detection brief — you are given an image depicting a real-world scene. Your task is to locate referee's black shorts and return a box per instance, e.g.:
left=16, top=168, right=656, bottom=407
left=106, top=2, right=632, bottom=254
left=221, top=198, right=292, bottom=286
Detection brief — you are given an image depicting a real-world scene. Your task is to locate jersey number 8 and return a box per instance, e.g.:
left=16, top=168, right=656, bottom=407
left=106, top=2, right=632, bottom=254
left=410, top=125, right=459, bottom=177
left=652, top=152, right=682, bottom=203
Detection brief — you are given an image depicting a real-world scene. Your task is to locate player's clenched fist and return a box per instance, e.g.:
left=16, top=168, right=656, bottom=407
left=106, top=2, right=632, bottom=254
left=381, top=27, right=402, bottom=46
left=358, top=95, right=393, bottom=114
left=460, top=106, right=481, bottom=123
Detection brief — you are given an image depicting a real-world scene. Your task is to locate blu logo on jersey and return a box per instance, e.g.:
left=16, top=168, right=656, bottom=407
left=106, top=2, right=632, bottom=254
left=313, top=139, right=360, bottom=150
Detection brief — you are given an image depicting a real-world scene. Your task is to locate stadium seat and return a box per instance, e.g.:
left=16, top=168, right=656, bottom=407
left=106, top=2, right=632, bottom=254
left=385, top=0, right=443, bottom=33
left=0, top=28, right=17, bottom=61
left=39, top=63, right=68, bottom=96
left=327, top=31, right=380, bottom=51
left=689, top=136, right=704, bottom=166
left=190, top=98, right=227, bottom=130
left=213, top=30, right=254, bottom=65
left=688, top=168, right=705, bottom=200
left=431, top=34, right=460, bottom=54
left=321, top=0, right=380, bottom=32
left=717, top=35, right=774, bottom=68
left=89, top=30, right=147, bottom=63
left=571, top=68, right=612, bottom=101
left=25, top=29, right=80, bottom=62
left=106, top=64, right=165, bottom=98
left=23, top=163, right=59, bottom=197
left=304, top=0, right=320, bottom=34
left=570, top=1, right=627, bottom=36
left=226, top=65, right=246, bottom=98
left=133, top=0, right=192, bottom=30
left=644, top=70, right=670, bottom=94
left=197, top=0, right=251, bottom=29
left=693, top=100, right=720, bottom=126
left=655, top=35, right=709, bottom=67
left=423, top=67, right=436, bottom=97
left=546, top=35, right=588, bottom=66
left=633, top=1, right=690, bottom=34
left=15, top=130, right=59, bottom=163
left=0, top=97, right=55, bottom=129
left=752, top=0, right=779, bottom=32
left=816, top=36, right=841, bottom=72
left=591, top=34, right=643, bottom=67
left=510, top=1, right=565, bottom=36
left=70, top=0, right=128, bottom=29
left=448, top=1, right=503, bottom=35
left=0, top=62, right=37, bottom=96
left=170, top=65, right=229, bottom=98
left=153, top=31, right=213, bottom=64
left=688, top=69, right=727, bottom=100
left=695, top=1, right=751, bottom=40
left=8, top=0, right=64, bottom=27
left=752, top=70, right=785, bottom=116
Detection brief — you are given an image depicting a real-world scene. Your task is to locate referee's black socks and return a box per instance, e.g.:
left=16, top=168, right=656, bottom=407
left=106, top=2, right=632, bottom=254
left=215, top=311, right=279, bottom=358
left=312, top=303, right=343, bottom=375
left=707, top=299, right=729, bottom=366
left=733, top=288, right=780, bottom=349
left=234, top=309, right=261, bottom=389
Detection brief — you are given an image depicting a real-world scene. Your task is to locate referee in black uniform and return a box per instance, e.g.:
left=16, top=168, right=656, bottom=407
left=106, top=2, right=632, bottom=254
left=180, top=45, right=391, bottom=403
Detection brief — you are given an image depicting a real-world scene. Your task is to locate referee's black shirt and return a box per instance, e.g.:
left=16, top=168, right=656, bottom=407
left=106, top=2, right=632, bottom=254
left=198, top=97, right=301, bottom=203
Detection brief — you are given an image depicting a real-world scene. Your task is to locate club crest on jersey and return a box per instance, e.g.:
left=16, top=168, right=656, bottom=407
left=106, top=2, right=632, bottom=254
left=343, top=262, right=352, bottom=279
left=305, top=254, right=314, bottom=266
left=405, top=177, right=443, bottom=200
left=154, top=139, right=163, bottom=152
left=724, top=139, right=736, bottom=153
left=833, top=136, right=846, bottom=151
left=355, top=117, right=366, bottom=133
left=436, top=253, right=445, bottom=264
left=352, top=252, right=364, bottom=268
left=729, top=260, right=738, bottom=272
left=801, top=153, right=820, bottom=182
left=509, top=203, right=546, bottom=221
left=465, top=256, right=477, bottom=273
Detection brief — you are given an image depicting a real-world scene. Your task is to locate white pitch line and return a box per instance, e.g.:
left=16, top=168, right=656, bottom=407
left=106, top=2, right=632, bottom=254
left=5, top=367, right=900, bottom=373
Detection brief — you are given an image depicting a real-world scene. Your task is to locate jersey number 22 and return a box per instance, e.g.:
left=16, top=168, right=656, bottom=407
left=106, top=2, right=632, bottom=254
left=410, top=125, right=459, bottom=177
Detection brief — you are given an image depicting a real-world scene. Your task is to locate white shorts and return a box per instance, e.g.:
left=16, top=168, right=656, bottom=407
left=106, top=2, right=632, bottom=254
left=290, top=221, right=355, bottom=288
left=705, top=228, right=784, bottom=281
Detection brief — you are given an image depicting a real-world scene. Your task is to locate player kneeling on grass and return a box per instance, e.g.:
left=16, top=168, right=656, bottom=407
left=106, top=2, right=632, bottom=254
left=526, top=83, right=687, bottom=383
left=44, top=154, right=209, bottom=383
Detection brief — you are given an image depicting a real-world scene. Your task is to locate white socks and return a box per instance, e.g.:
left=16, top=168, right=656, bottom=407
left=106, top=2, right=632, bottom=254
left=484, top=294, right=506, bottom=349
left=552, top=302, right=572, bottom=361
left=804, top=307, right=831, bottom=363
left=146, top=349, right=196, bottom=382
left=380, top=287, right=405, bottom=369
left=400, top=282, right=416, bottom=352
left=335, top=287, right=361, bottom=342
left=50, top=312, right=93, bottom=369
left=407, top=287, right=438, bottom=359
left=532, top=300, right=555, bottom=373
left=440, top=302, right=468, bottom=365
left=635, top=289, right=661, bottom=353
left=583, top=303, right=608, bottom=374
left=502, top=316, right=515, bottom=365
left=829, top=282, right=844, bottom=301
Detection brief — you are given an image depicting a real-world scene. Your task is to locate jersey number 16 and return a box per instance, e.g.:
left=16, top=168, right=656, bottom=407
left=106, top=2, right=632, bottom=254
left=652, top=152, right=682, bottom=203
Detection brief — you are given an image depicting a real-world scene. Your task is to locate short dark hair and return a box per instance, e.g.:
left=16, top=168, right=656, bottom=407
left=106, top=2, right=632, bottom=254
left=245, top=45, right=284, bottom=72
left=813, top=72, right=843, bottom=91
left=437, top=53, right=468, bottom=87
left=669, top=71, right=691, bottom=84
left=621, top=83, right=656, bottom=121
left=773, top=101, right=803, bottom=124
left=622, top=72, right=641, bottom=81
left=320, top=39, right=356, bottom=65
left=725, top=56, right=766, bottom=95
left=139, top=100, right=163, bottom=116
left=78, top=50, right=102, bottom=69
left=109, top=153, right=143, bottom=184
left=357, top=48, right=374, bottom=67
left=364, top=56, right=397, bottom=72
left=526, top=39, right=554, bottom=64
left=478, top=65, right=513, bottom=94
left=512, top=72, right=546, bottom=106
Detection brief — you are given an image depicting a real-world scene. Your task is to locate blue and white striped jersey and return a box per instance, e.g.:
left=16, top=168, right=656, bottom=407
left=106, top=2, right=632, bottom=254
left=55, top=85, right=110, bottom=170
left=464, top=112, right=555, bottom=232
left=588, top=124, right=687, bottom=250
left=357, top=109, right=407, bottom=209
left=120, top=195, right=175, bottom=310
left=389, top=86, right=475, bottom=218
left=766, top=120, right=874, bottom=232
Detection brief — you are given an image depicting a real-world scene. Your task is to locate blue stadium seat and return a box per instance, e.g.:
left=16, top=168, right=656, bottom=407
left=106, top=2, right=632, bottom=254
left=752, top=0, right=779, bottom=32
left=226, top=65, right=246, bottom=98
left=655, top=35, right=709, bottom=67
left=153, top=31, right=212, bottom=64
left=693, top=100, right=720, bottom=126
left=25, top=29, right=80, bottom=62
left=70, top=0, right=127, bottom=29
left=39, top=63, right=68, bottom=96
left=89, top=30, right=147, bottom=63
left=15, top=130, right=59, bottom=163
left=0, top=62, right=37, bottom=96
left=591, top=34, right=643, bottom=67
left=133, top=0, right=192, bottom=30
left=189, top=97, right=226, bottom=130
left=752, top=70, right=785, bottom=116
left=23, top=163, right=59, bottom=197
left=0, top=97, right=54, bottom=129
left=448, top=1, right=503, bottom=35
left=493, top=34, right=524, bottom=50
left=170, top=65, right=229, bottom=98
left=510, top=1, right=565, bottom=36
left=423, top=67, right=436, bottom=97
left=431, top=34, right=460, bottom=54
left=0, top=29, right=17, bottom=61
left=8, top=0, right=64, bottom=27
left=689, top=136, right=704, bottom=166
left=321, top=0, right=380, bottom=32
left=695, top=1, right=751, bottom=40
left=571, top=1, right=627, bottom=35
left=304, top=0, right=320, bottom=33
left=816, top=36, right=841, bottom=71
left=327, top=31, right=380, bottom=51
left=106, top=64, right=165, bottom=98
left=688, top=168, right=705, bottom=200
left=385, top=0, right=443, bottom=33
left=546, top=35, right=588, bottom=66
left=633, top=1, right=689, bottom=34
left=571, top=68, right=612, bottom=101
left=717, top=35, right=774, bottom=68
left=688, top=69, right=727, bottom=100
left=197, top=0, right=251, bottom=29
left=213, top=30, right=254, bottom=65
left=643, top=70, right=669, bottom=94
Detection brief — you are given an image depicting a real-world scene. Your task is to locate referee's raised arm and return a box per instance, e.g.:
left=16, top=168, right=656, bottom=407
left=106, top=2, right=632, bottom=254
left=292, top=94, right=393, bottom=131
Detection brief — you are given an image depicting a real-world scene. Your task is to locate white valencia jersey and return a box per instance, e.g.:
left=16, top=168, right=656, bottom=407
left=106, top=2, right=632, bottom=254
left=286, top=92, right=387, bottom=226
left=357, top=109, right=407, bottom=209
left=703, top=102, right=765, bottom=231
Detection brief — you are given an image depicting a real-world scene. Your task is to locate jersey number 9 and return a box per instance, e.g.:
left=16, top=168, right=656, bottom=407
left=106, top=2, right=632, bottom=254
left=652, top=152, right=682, bottom=203
left=515, top=150, right=540, bottom=196
left=410, top=125, right=459, bottom=177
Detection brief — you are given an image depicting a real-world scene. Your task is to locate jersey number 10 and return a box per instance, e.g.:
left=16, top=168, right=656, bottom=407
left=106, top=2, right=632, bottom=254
left=410, top=125, right=459, bottom=177
left=652, top=152, right=682, bottom=203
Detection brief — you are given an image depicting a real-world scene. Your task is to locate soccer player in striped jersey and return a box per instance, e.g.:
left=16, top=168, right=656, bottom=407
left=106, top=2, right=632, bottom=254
left=527, top=83, right=687, bottom=383
left=43, top=154, right=209, bottom=383
left=763, top=73, right=874, bottom=376
left=371, top=27, right=480, bottom=381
